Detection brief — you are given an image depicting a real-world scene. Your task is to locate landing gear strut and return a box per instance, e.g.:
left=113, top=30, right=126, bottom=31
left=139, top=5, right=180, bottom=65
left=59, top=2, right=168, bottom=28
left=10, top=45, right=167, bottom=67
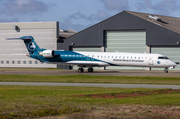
left=88, top=67, right=93, bottom=72
left=164, top=68, right=168, bottom=73
left=78, top=68, right=84, bottom=73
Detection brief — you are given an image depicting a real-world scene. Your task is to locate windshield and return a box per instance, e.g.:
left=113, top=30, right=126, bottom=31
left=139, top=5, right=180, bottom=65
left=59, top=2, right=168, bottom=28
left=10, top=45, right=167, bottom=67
left=158, top=57, right=169, bottom=59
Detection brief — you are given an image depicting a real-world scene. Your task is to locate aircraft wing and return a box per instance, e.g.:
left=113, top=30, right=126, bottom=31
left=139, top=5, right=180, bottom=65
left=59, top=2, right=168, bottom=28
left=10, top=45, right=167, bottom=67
left=54, top=61, right=110, bottom=67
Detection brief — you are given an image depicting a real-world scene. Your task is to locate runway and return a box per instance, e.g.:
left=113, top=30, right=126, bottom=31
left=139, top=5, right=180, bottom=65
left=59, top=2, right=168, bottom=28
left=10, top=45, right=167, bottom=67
left=0, top=68, right=180, bottom=77
left=1, top=82, right=180, bottom=89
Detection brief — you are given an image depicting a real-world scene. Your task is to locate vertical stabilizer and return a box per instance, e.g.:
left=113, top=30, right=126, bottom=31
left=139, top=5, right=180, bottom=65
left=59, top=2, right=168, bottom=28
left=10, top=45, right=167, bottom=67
left=20, top=36, right=41, bottom=54
left=7, top=36, right=42, bottom=54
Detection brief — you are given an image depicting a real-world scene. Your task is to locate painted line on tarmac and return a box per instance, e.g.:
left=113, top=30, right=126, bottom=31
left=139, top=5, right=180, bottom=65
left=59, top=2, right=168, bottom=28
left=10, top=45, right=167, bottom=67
left=0, top=82, right=180, bottom=89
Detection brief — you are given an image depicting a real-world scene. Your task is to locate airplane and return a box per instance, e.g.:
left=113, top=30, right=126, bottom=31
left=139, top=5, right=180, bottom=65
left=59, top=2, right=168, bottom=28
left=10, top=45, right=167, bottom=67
left=6, top=36, right=177, bottom=73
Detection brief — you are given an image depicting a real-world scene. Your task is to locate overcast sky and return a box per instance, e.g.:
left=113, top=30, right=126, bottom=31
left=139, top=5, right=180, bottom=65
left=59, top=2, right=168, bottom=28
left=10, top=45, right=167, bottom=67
left=0, top=0, right=180, bottom=31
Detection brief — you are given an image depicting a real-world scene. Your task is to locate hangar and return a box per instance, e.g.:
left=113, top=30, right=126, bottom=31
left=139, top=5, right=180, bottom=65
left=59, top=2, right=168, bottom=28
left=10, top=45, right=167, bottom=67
left=58, top=10, right=180, bottom=70
left=0, top=22, right=59, bottom=68
left=1, top=11, right=180, bottom=70
left=0, top=21, right=77, bottom=68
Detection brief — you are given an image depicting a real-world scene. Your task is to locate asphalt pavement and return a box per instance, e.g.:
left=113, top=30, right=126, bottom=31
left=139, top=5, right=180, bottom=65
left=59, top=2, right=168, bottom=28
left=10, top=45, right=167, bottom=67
left=0, top=68, right=180, bottom=89
left=0, top=68, right=180, bottom=77
left=1, top=82, right=180, bottom=89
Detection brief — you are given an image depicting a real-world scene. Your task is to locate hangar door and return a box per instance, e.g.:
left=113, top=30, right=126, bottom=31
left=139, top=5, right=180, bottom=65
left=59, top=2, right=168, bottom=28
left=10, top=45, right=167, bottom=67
left=72, top=47, right=101, bottom=69
left=151, top=47, right=180, bottom=70
left=105, top=30, right=147, bottom=70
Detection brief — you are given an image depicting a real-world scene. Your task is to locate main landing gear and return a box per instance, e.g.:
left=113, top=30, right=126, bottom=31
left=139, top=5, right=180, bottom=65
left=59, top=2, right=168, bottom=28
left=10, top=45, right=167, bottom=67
left=88, top=67, right=93, bottom=72
left=164, top=68, right=168, bottom=73
left=78, top=67, right=94, bottom=73
left=78, top=68, right=84, bottom=73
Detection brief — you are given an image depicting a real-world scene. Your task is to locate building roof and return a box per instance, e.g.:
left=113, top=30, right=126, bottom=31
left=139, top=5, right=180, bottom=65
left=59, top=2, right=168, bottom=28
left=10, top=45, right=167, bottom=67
left=59, top=29, right=77, bottom=38
left=64, top=10, right=180, bottom=47
left=126, top=11, right=180, bottom=34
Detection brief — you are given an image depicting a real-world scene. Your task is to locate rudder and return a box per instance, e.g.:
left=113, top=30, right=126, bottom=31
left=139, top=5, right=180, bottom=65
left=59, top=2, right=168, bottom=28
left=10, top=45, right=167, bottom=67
left=7, top=36, right=42, bottom=54
left=21, top=36, right=41, bottom=54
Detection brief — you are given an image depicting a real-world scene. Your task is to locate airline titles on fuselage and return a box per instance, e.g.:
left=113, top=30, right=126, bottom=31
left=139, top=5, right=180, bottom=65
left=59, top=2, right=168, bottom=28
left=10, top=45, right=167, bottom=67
left=113, top=59, right=144, bottom=62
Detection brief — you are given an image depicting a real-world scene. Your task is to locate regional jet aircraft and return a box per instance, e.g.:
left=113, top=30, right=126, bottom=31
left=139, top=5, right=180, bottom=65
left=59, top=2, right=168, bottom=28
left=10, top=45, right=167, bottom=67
left=7, top=36, right=177, bottom=73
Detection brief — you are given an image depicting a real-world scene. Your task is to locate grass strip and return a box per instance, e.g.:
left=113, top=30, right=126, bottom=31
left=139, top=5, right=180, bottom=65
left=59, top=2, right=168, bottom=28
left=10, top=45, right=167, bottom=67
left=0, top=74, right=180, bottom=84
left=0, top=86, right=180, bottom=118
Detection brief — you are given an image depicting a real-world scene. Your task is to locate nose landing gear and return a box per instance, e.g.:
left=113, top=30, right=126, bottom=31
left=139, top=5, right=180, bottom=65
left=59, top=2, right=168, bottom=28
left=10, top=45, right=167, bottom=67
left=164, top=68, right=168, bottom=73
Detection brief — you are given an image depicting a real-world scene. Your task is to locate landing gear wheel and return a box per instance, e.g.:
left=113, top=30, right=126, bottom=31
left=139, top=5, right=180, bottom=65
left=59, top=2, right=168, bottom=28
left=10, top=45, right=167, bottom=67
left=164, top=69, right=168, bottom=73
left=88, top=68, right=93, bottom=72
left=78, top=68, right=84, bottom=73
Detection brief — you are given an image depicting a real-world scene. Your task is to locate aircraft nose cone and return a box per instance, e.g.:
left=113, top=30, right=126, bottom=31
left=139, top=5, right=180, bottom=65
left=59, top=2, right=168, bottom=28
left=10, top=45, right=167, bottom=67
left=173, top=62, right=177, bottom=66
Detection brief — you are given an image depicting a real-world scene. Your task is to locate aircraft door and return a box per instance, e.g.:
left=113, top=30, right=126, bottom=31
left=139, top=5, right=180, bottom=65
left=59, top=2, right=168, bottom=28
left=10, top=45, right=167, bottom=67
left=104, top=55, right=106, bottom=61
left=148, top=56, right=154, bottom=65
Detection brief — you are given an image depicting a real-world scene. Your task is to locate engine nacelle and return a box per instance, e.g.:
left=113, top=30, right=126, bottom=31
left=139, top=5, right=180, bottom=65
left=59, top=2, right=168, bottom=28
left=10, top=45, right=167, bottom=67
left=39, top=50, right=55, bottom=58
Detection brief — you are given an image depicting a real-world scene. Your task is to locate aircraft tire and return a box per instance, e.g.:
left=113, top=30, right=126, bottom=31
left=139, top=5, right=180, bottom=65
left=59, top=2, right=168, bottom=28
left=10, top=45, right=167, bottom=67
left=91, top=68, right=93, bottom=72
left=88, top=68, right=93, bottom=72
left=164, top=69, right=168, bottom=73
left=78, top=68, right=84, bottom=73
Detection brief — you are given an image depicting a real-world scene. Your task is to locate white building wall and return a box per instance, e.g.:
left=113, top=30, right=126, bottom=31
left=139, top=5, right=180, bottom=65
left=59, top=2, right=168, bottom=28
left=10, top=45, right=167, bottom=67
left=0, top=22, right=59, bottom=68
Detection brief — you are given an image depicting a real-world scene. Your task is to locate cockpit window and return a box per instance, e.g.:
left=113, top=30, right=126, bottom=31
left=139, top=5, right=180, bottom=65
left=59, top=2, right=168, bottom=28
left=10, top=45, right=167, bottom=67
left=158, top=57, right=169, bottom=59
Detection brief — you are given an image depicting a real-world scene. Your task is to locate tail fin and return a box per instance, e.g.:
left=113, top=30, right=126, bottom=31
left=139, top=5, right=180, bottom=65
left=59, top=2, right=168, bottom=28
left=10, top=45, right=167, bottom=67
left=6, top=36, right=42, bottom=54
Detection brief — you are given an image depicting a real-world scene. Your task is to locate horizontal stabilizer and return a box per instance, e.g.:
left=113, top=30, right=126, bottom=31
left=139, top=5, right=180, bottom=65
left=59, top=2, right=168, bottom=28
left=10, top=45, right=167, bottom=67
left=6, top=36, right=33, bottom=41
left=6, top=38, right=22, bottom=40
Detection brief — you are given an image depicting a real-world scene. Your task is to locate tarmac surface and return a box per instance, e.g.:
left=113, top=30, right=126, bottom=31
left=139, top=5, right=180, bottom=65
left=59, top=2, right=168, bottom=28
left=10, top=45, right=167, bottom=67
left=0, top=68, right=179, bottom=77
left=1, top=82, right=180, bottom=89
left=0, top=68, right=180, bottom=89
